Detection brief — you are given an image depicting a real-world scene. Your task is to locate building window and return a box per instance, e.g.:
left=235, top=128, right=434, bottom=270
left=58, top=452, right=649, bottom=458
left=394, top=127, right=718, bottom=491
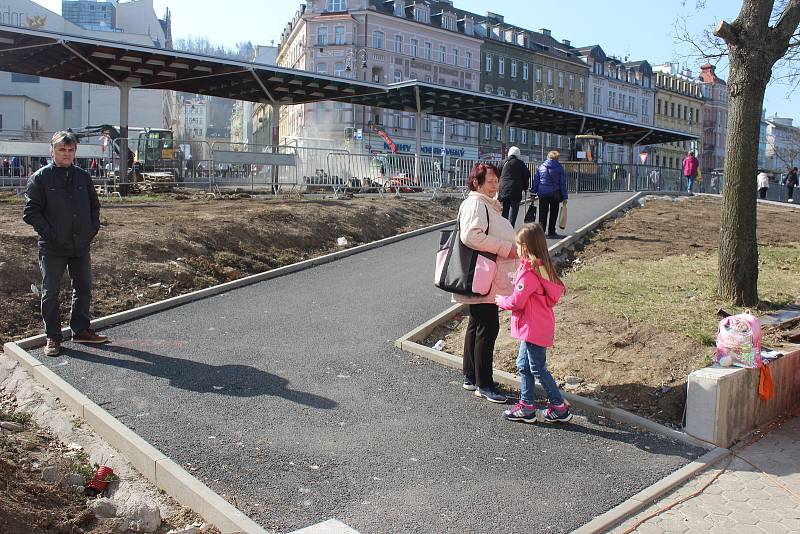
left=643, top=99, right=649, bottom=116
left=498, top=57, right=505, bottom=76
left=511, top=60, right=517, bottom=78
left=465, top=50, right=471, bottom=69
left=558, top=71, right=564, bottom=89
left=424, top=115, right=430, bottom=131
left=395, top=35, right=403, bottom=54
left=326, top=0, right=347, bottom=11
left=452, top=48, right=458, bottom=66
left=410, top=38, right=418, bottom=57
left=334, top=62, right=344, bottom=77
left=317, top=26, right=328, bottom=46
left=671, top=102, right=675, bottom=117
left=372, top=31, right=384, bottom=49
left=579, top=77, right=585, bottom=93
left=63, top=90, right=73, bottom=110
left=535, top=66, right=542, bottom=83
left=546, top=133, right=551, bottom=146
left=521, top=129, right=527, bottom=144
left=334, top=25, right=345, bottom=45
left=618, top=93, right=623, bottom=109
left=484, top=123, right=491, bottom=139
left=547, top=68, right=553, bottom=85
left=496, top=126, right=502, bottom=142
left=568, top=74, right=574, bottom=90
left=534, top=131, right=540, bottom=145
left=608, top=91, right=614, bottom=109
left=394, top=70, right=402, bottom=82
left=316, top=62, right=327, bottom=74
left=439, top=45, right=446, bottom=63
left=485, top=53, right=492, bottom=72
left=509, top=127, right=516, bottom=143
left=522, top=62, right=529, bottom=81
left=424, top=42, right=432, bottom=59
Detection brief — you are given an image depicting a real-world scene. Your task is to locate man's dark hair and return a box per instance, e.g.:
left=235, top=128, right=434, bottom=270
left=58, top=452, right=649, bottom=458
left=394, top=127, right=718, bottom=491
left=51, top=131, right=78, bottom=148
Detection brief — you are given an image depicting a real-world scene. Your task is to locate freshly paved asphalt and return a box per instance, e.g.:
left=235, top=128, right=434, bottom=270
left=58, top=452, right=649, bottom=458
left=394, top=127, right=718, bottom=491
left=31, top=192, right=704, bottom=534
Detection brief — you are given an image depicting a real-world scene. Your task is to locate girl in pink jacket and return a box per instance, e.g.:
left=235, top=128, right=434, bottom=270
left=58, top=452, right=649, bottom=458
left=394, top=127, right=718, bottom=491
left=495, top=223, right=572, bottom=423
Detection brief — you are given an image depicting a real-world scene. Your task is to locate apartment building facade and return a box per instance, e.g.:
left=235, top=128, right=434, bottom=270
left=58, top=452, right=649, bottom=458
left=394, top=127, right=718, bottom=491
left=697, top=63, right=728, bottom=174
left=576, top=45, right=655, bottom=165
left=273, top=0, right=482, bottom=161
left=652, top=63, right=703, bottom=170
left=478, top=15, right=588, bottom=160
left=764, top=114, right=800, bottom=172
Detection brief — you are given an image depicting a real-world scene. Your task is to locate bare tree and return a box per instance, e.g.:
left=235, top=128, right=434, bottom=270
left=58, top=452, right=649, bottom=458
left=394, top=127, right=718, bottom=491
left=713, top=0, right=800, bottom=305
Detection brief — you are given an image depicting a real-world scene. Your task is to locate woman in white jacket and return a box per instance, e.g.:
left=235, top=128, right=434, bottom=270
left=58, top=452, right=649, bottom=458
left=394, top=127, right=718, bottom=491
left=454, top=163, right=518, bottom=403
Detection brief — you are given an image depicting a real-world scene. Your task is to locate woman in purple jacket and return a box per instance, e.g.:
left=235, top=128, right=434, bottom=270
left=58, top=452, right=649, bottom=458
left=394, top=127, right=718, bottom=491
left=531, top=151, right=568, bottom=238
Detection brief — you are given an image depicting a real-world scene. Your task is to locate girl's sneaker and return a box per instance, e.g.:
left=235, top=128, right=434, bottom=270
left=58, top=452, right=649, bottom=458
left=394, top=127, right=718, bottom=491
left=503, top=401, right=538, bottom=423
left=462, top=377, right=478, bottom=391
left=539, top=403, right=573, bottom=423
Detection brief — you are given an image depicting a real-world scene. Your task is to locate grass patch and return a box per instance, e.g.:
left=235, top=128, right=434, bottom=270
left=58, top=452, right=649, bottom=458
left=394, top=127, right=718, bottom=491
left=1, top=410, right=32, bottom=425
left=568, top=244, right=800, bottom=343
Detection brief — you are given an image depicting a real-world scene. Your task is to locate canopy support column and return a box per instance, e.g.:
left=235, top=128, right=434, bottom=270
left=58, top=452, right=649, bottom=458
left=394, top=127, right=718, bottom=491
left=502, top=103, right=513, bottom=158
left=271, top=102, right=280, bottom=194
left=119, top=82, right=131, bottom=188
left=414, top=86, right=422, bottom=186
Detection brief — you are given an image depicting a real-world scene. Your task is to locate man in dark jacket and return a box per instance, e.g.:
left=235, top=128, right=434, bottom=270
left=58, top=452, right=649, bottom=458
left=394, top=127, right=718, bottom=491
left=531, top=150, right=569, bottom=238
left=498, top=146, right=531, bottom=225
left=23, top=131, right=109, bottom=356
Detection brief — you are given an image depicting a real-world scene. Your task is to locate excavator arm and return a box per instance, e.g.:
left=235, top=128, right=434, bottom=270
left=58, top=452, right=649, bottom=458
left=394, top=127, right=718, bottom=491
left=67, top=125, right=133, bottom=167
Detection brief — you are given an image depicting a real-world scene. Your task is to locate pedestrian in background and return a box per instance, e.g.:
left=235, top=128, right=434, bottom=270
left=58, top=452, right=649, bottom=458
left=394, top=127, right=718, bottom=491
left=496, top=223, right=572, bottom=423
left=455, top=163, right=518, bottom=404
left=531, top=150, right=568, bottom=239
left=682, top=150, right=699, bottom=195
left=23, top=131, right=110, bottom=357
left=499, top=146, right=531, bottom=226
left=785, top=167, right=797, bottom=202
left=757, top=170, right=770, bottom=200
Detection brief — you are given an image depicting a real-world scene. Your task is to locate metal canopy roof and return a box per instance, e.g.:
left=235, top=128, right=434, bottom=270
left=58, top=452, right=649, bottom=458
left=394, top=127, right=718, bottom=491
left=0, top=25, right=696, bottom=145
left=346, top=81, right=696, bottom=145
left=0, top=25, right=386, bottom=105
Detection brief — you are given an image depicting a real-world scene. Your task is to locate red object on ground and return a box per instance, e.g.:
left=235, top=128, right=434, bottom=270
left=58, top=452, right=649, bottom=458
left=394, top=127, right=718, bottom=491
left=84, top=465, right=114, bottom=497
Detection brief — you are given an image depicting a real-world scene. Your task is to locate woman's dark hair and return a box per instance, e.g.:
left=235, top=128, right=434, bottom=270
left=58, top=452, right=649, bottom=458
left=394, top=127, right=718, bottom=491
left=467, top=162, right=500, bottom=191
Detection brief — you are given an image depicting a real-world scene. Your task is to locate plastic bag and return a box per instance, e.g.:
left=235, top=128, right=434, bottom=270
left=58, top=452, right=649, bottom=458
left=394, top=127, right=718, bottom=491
left=714, top=311, right=762, bottom=368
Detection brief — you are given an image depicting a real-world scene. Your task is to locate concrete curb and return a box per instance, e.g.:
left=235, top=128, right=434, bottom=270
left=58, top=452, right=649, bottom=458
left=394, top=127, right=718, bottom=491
left=12, top=217, right=458, bottom=350
left=2, top=342, right=265, bottom=534
left=572, top=447, right=730, bottom=534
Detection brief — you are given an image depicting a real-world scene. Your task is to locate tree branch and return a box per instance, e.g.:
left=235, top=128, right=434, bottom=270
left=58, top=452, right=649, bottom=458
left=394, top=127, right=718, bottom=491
left=772, top=0, right=800, bottom=43
left=713, top=20, right=739, bottom=44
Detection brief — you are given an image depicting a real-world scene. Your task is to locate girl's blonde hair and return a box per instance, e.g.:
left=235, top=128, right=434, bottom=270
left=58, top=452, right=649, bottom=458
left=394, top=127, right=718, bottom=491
left=516, top=223, right=563, bottom=286
left=547, top=150, right=560, bottom=160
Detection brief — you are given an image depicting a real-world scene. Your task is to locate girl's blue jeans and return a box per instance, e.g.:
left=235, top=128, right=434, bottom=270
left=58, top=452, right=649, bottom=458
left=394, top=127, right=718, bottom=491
left=517, top=341, right=564, bottom=406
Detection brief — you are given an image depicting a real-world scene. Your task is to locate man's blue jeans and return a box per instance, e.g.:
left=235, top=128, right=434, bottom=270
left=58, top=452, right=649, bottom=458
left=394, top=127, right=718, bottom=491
left=517, top=341, right=564, bottom=406
left=39, top=252, right=92, bottom=341
left=686, top=175, right=695, bottom=192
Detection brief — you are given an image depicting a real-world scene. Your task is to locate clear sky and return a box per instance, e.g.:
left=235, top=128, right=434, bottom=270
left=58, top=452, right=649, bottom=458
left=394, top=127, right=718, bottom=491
left=32, top=0, right=799, bottom=121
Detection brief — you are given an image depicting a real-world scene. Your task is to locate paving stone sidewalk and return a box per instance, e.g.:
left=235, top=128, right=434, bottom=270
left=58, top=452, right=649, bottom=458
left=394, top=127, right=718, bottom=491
left=613, top=412, right=800, bottom=534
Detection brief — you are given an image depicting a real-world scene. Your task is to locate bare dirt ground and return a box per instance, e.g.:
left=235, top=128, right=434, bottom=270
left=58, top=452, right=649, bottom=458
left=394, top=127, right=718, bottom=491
left=431, top=196, right=800, bottom=427
left=0, top=190, right=459, bottom=533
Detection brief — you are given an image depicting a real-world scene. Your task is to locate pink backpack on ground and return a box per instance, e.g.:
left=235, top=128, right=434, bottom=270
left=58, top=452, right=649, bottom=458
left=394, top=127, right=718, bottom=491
left=714, top=311, right=762, bottom=368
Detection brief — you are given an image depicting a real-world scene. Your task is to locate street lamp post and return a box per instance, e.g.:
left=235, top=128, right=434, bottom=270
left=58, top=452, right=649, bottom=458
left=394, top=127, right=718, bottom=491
left=345, top=48, right=368, bottom=153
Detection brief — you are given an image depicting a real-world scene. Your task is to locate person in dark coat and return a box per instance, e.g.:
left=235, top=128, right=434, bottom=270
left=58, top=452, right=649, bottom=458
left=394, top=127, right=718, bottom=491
left=23, top=131, right=110, bottom=357
left=531, top=150, right=569, bottom=238
left=785, top=167, right=798, bottom=203
left=498, top=146, right=531, bottom=226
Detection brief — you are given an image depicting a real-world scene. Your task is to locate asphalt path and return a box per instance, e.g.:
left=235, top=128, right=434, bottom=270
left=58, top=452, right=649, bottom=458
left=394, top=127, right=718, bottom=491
left=31, top=191, right=703, bottom=533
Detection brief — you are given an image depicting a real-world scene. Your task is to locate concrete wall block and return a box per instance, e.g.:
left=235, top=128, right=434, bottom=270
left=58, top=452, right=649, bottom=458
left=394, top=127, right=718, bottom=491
left=30, top=363, right=91, bottom=418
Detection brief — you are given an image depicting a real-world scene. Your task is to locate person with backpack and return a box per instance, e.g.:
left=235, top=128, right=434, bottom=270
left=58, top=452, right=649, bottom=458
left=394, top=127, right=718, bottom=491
left=498, top=146, right=531, bottom=226
left=495, top=223, right=572, bottom=423
left=785, top=167, right=798, bottom=202
left=531, top=150, right=568, bottom=239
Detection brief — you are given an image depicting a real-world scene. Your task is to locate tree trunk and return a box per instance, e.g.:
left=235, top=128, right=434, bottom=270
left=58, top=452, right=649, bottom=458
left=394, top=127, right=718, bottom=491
left=718, top=47, right=771, bottom=305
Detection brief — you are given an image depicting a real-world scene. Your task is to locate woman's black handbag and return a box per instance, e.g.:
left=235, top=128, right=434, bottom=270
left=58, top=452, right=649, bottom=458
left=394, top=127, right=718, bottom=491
left=435, top=205, right=497, bottom=296
left=523, top=201, right=537, bottom=223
